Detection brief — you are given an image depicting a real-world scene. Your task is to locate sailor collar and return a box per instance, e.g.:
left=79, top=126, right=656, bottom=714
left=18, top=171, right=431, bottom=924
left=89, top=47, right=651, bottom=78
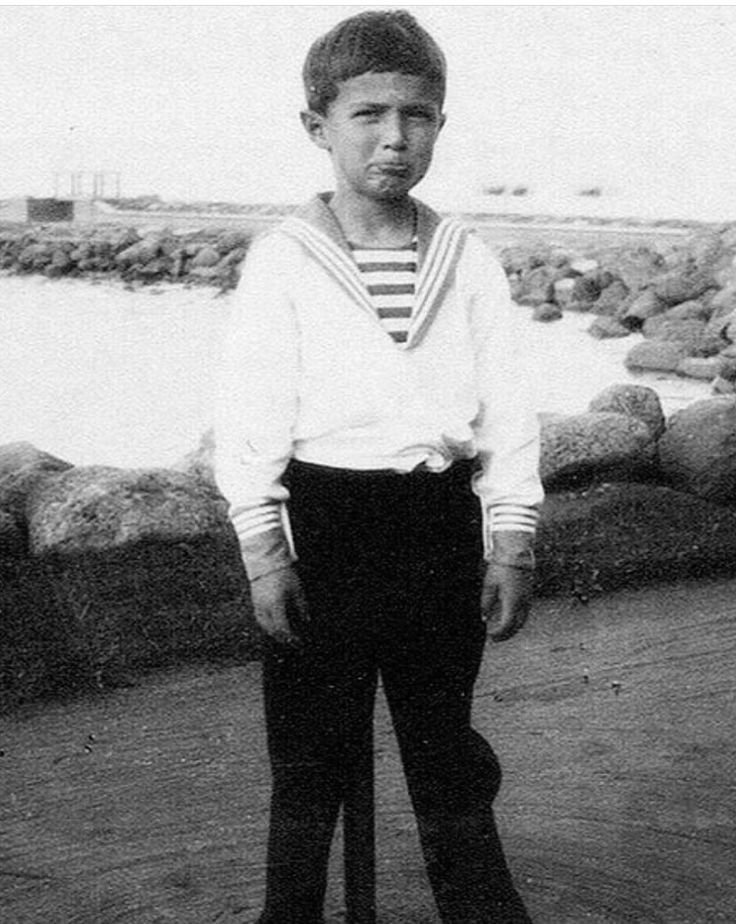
left=279, top=193, right=468, bottom=350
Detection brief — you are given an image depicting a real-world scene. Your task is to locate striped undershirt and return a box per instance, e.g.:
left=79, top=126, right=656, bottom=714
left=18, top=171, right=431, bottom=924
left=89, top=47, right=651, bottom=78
left=350, top=240, right=418, bottom=344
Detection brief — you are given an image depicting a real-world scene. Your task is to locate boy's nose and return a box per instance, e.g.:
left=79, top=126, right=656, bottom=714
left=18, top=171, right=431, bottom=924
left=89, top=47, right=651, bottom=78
left=381, top=112, right=408, bottom=149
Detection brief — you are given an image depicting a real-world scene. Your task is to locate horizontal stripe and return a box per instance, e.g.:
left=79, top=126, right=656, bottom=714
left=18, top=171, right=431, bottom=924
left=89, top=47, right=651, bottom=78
left=367, top=282, right=415, bottom=297
left=376, top=306, right=413, bottom=319
left=353, top=260, right=417, bottom=274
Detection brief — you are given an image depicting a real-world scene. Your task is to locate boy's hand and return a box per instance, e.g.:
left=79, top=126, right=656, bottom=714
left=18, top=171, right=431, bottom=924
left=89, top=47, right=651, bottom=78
left=249, top=565, right=309, bottom=646
left=480, top=562, right=534, bottom=642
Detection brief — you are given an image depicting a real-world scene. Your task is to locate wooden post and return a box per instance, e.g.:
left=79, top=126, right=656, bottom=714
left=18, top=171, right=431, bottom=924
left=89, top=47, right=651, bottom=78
left=343, top=715, right=376, bottom=924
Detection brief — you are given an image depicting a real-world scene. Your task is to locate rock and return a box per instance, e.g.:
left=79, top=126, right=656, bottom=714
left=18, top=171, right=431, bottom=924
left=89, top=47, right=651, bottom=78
left=712, top=376, right=736, bottom=395
left=27, top=466, right=231, bottom=556
left=0, top=509, right=24, bottom=558
left=216, top=229, right=252, bottom=254
left=652, top=268, right=714, bottom=307
left=624, top=340, right=688, bottom=373
left=587, top=383, right=665, bottom=439
left=569, top=257, right=599, bottom=275
left=598, top=246, right=665, bottom=293
left=641, top=317, right=707, bottom=353
left=591, top=278, right=629, bottom=316
left=18, top=243, right=54, bottom=271
left=619, top=288, right=666, bottom=329
left=587, top=316, right=631, bottom=339
left=115, top=238, right=161, bottom=268
left=0, top=442, right=73, bottom=523
left=190, top=245, right=221, bottom=268
left=658, top=396, right=736, bottom=504
left=536, top=481, right=736, bottom=597
left=552, top=277, right=576, bottom=308
left=664, top=299, right=712, bottom=321
left=677, top=356, right=723, bottom=381
left=516, top=265, right=558, bottom=307
left=709, top=283, right=736, bottom=315
left=717, top=355, right=736, bottom=382
left=569, top=273, right=601, bottom=309
left=540, top=411, right=657, bottom=488
left=532, top=302, right=562, bottom=322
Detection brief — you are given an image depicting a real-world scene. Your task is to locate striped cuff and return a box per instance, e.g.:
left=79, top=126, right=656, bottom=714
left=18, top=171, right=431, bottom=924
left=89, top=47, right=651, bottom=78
left=489, top=503, right=540, bottom=533
left=483, top=504, right=539, bottom=567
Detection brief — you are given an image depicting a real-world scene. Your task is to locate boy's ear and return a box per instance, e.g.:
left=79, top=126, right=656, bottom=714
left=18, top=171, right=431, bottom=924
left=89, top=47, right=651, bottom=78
left=301, top=110, right=331, bottom=151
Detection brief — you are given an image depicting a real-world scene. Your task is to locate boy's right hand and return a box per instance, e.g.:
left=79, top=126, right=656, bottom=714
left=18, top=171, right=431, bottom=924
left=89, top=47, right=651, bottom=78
left=249, top=565, right=309, bottom=646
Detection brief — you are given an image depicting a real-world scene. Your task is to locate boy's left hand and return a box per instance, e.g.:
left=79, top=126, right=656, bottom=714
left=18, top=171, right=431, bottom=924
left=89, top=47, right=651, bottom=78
left=480, top=560, right=534, bottom=643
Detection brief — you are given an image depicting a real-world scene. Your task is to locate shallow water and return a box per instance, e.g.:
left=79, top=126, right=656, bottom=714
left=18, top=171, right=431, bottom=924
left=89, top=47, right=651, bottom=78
left=0, top=275, right=712, bottom=469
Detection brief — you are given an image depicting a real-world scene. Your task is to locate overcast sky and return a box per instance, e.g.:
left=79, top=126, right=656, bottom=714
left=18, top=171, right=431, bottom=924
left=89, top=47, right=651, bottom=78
left=3, top=5, right=736, bottom=211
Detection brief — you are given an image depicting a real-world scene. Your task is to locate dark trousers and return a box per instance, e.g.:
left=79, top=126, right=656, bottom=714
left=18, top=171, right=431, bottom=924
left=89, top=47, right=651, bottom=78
left=259, top=460, right=531, bottom=924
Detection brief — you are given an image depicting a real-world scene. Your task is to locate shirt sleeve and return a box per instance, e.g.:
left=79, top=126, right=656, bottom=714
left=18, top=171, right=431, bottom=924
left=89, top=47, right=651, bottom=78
left=213, top=234, right=299, bottom=580
left=462, top=233, right=544, bottom=558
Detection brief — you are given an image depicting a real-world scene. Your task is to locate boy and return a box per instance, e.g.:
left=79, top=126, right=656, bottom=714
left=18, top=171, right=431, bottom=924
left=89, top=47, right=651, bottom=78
left=215, top=10, right=543, bottom=923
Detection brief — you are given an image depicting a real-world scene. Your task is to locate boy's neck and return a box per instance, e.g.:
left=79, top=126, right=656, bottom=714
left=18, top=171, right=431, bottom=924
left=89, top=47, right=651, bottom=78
left=328, top=191, right=416, bottom=248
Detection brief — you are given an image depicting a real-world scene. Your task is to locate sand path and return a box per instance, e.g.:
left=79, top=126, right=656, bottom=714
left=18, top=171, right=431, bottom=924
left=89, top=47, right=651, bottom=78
left=2, top=576, right=735, bottom=923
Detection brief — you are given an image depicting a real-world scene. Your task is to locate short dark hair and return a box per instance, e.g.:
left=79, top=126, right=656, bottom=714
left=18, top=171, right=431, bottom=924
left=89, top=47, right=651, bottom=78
left=303, top=10, right=446, bottom=115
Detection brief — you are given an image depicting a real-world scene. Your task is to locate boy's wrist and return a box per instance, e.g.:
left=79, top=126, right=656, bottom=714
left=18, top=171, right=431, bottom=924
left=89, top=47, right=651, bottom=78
left=488, top=530, right=536, bottom=571
left=238, top=528, right=295, bottom=581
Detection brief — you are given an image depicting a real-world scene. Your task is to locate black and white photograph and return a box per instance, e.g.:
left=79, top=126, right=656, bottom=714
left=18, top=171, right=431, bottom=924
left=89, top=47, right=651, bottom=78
left=2, top=6, right=736, bottom=923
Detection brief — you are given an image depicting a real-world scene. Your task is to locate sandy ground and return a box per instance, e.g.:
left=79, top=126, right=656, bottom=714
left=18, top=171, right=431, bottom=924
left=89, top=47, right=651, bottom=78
left=2, top=575, right=735, bottom=924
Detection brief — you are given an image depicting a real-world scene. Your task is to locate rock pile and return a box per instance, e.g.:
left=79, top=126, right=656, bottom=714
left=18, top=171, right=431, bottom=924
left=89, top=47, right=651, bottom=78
left=503, top=223, right=736, bottom=391
left=4, top=382, right=736, bottom=711
left=0, top=224, right=252, bottom=289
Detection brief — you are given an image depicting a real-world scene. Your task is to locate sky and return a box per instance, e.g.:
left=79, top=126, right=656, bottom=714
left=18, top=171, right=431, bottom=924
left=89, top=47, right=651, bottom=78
left=3, top=5, right=736, bottom=216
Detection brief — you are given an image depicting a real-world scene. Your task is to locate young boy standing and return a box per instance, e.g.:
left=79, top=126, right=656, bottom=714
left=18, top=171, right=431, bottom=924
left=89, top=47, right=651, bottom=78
left=215, top=10, right=543, bottom=923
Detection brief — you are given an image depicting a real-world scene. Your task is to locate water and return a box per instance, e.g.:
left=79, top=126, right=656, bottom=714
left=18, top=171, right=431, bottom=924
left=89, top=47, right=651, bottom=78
left=0, top=275, right=712, bottom=470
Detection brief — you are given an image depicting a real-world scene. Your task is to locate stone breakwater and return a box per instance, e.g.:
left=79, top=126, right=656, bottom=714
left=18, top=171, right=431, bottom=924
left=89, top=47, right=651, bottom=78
left=505, top=221, right=736, bottom=392
left=4, top=379, right=736, bottom=712
left=0, top=222, right=253, bottom=290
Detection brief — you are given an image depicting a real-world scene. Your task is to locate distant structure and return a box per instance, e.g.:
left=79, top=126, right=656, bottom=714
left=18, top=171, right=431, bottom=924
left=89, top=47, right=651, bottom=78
left=53, top=170, right=122, bottom=200
left=0, top=170, right=122, bottom=224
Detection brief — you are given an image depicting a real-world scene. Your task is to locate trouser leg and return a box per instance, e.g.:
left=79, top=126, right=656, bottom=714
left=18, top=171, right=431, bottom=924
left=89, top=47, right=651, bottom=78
left=260, top=606, right=377, bottom=922
left=378, top=477, right=532, bottom=923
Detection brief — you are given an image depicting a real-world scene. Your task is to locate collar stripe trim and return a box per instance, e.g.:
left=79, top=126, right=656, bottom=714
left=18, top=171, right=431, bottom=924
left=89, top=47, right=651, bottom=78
left=281, top=218, right=375, bottom=317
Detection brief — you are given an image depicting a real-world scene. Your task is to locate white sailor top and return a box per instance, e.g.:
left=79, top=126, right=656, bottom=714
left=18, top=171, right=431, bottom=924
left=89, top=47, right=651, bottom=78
left=214, top=194, right=544, bottom=579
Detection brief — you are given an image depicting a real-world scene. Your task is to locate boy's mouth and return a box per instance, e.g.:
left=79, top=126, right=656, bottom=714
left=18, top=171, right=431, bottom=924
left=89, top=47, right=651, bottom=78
left=372, top=163, right=411, bottom=177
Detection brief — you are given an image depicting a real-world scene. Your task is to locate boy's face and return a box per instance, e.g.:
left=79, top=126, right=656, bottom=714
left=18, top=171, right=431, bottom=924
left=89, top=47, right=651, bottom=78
left=302, top=71, right=445, bottom=202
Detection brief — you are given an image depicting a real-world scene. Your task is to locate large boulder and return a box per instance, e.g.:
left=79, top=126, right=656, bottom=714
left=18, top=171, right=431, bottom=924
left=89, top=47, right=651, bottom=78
left=587, top=383, right=665, bottom=440
left=677, top=356, right=723, bottom=381
left=658, top=397, right=736, bottom=505
left=516, top=264, right=559, bottom=307
left=21, top=466, right=254, bottom=696
left=27, top=466, right=230, bottom=555
left=624, top=340, right=688, bottom=373
left=590, top=278, right=629, bottom=316
left=0, top=442, right=73, bottom=523
left=536, top=482, right=736, bottom=597
left=540, top=411, right=657, bottom=488
left=652, top=267, right=715, bottom=307
left=641, top=317, right=707, bottom=354
left=597, top=245, right=665, bottom=293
